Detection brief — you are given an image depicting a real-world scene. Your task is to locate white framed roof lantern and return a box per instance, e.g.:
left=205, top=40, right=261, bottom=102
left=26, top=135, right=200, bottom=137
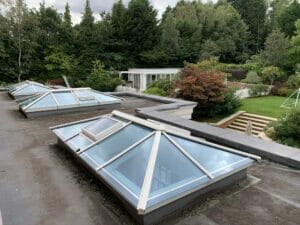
left=51, top=110, right=260, bottom=224
left=19, top=88, right=122, bottom=118
left=8, top=80, right=52, bottom=100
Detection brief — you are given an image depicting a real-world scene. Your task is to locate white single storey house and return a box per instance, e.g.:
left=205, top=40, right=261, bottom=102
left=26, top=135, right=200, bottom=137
left=117, top=68, right=181, bottom=93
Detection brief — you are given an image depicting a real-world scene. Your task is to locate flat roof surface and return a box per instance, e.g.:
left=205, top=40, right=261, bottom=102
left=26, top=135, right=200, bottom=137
left=0, top=92, right=299, bottom=225
left=125, top=68, right=181, bottom=74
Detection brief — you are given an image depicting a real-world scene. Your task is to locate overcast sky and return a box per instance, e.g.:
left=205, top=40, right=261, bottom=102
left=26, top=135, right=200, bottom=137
left=25, top=0, right=186, bottom=24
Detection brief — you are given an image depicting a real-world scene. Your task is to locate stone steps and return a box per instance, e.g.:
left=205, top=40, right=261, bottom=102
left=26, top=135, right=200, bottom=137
left=224, top=112, right=276, bottom=137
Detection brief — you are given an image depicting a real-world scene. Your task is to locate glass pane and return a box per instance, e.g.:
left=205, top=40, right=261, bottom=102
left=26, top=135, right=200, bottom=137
left=53, top=92, right=77, bottom=106
left=101, top=135, right=154, bottom=199
left=82, top=124, right=152, bottom=167
left=19, top=95, right=40, bottom=107
left=147, top=136, right=206, bottom=207
left=29, top=94, right=57, bottom=109
left=169, top=134, right=253, bottom=176
left=33, top=85, right=49, bottom=92
left=74, top=90, right=95, bottom=101
left=94, top=92, right=119, bottom=102
left=84, top=117, right=119, bottom=135
left=67, top=134, right=92, bottom=151
left=54, top=120, right=95, bottom=140
left=15, top=84, right=35, bottom=94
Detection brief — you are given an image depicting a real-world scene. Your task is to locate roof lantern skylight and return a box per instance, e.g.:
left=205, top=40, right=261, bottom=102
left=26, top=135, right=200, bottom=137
left=51, top=110, right=260, bottom=225
left=19, top=88, right=122, bottom=118
left=8, top=80, right=51, bottom=99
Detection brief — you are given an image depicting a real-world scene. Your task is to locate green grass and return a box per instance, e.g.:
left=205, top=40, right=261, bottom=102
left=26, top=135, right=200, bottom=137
left=240, top=96, right=289, bottom=119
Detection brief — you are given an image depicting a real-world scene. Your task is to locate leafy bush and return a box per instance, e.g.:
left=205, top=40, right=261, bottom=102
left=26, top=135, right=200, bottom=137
left=287, top=74, right=300, bottom=89
left=147, top=78, right=175, bottom=95
left=175, top=64, right=240, bottom=118
left=0, top=81, right=7, bottom=87
left=144, top=87, right=167, bottom=96
left=249, top=84, right=269, bottom=97
left=261, top=66, right=286, bottom=85
left=85, top=60, right=122, bottom=92
left=241, top=71, right=261, bottom=84
left=271, top=108, right=300, bottom=148
left=270, top=85, right=295, bottom=97
left=195, top=57, right=222, bottom=71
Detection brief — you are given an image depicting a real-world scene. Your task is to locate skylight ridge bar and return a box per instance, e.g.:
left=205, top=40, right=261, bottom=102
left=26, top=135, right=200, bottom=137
left=77, top=122, right=132, bottom=154
left=164, top=132, right=214, bottom=179
left=22, top=92, right=50, bottom=110
left=70, top=90, right=81, bottom=105
left=11, top=83, right=28, bottom=95
left=166, top=130, right=261, bottom=161
left=137, top=131, right=161, bottom=214
left=112, top=111, right=165, bottom=131
left=51, top=92, right=60, bottom=107
left=96, top=131, right=156, bottom=171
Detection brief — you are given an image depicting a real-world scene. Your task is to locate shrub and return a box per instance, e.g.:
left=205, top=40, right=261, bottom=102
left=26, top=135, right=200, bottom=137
left=287, top=74, right=300, bottom=89
left=241, top=71, right=261, bottom=84
left=271, top=108, right=300, bottom=148
left=147, top=78, right=175, bottom=95
left=195, top=57, right=222, bottom=71
left=85, top=60, right=122, bottom=92
left=176, top=65, right=240, bottom=118
left=144, top=87, right=167, bottom=96
left=261, top=66, right=286, bottom=85
left=270, top=85, right=294, bottom=97
left=249, top=84, right=269, bottom=97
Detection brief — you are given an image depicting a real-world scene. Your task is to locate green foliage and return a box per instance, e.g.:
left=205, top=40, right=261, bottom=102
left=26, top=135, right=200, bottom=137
left=44, top=46, right=76, bottom=80
left=289, top=19, right=300, bottom=71
left=85, top=60, right=121, bottom=92
left=229, top=0, right=267, bottom=53
left=195, top=57, right=223, bottom=71
left=261, top=66, right=286, bottom=85
left=272, top=108, right=300, bottom=147
left=241, top=71, right=261, bottom=84
left=278, top=0, right=300, bottom=37
left=144, top=87, right=167, bottom=96
left=199, top=40, right=220, bottom=61
left=270, top=85, right=295, bottom=97
left=126, top=0, right=159, bottom=63
left=287, top=73, right=300, bottom=88
left=147, top=78, right=175, bottom=95
left=261, top=29, right=290, bottom=67
left=249, top=84, right=269, bottom=97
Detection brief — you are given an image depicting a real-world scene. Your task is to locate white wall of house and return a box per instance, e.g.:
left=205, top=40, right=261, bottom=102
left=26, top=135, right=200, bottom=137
left=118, top=68, right=181, bottom=93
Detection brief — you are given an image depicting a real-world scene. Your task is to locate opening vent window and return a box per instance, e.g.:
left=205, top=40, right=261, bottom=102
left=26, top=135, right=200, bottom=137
left=82, top=117, right=123, bottom=141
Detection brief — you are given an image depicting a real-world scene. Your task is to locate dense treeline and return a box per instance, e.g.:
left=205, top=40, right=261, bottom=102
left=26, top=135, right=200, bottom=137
left=0, top=0, right=300, bottom=85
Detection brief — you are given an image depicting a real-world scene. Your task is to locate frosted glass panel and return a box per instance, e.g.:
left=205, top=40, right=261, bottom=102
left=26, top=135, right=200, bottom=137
left=83, top=124, right=152, bottom=166
left=30, top=94, right=57, bottom=109
left=102, top=135, right=154, bottom=197
left=169, top=134, right=253, bottom=175
left=53, top=92, right=77, bottom=106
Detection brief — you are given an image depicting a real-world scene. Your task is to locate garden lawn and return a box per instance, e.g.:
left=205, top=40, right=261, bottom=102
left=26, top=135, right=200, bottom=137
left=240, top=96, right=289, bottom=119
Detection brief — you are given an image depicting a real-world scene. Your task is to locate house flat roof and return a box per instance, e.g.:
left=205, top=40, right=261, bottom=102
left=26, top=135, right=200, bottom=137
left=0, top=92, right=299, bottom=225
left=120, top=68, right=181, bottom=75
